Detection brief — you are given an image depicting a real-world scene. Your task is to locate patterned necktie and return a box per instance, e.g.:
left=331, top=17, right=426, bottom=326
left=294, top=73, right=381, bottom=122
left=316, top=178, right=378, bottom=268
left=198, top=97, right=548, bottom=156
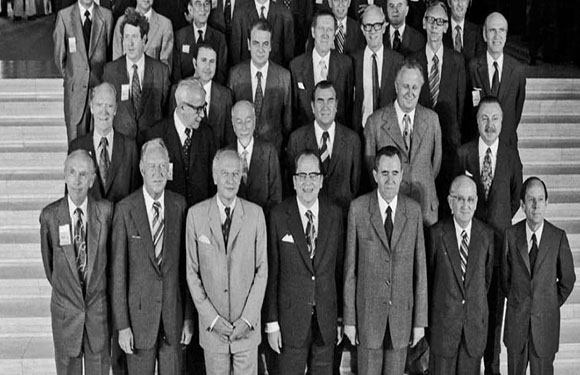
left=460, top=230, right=469, bottom=282
left=305, top=210, right=316, bottom=259
left=255, top=71, right=264, bottom=122
left=481, top=147, right=493, bottom=200
left=393, top=29, right=401, bottom=52
left=222, top=206, right=232, bottom=249
left=491, top=61, right=500, bottom=96
left=224, top=0, right=232, bottom=37
left=282, top=0, right=291, bottom=9
left=319, top=131, right=330, bottom=174
left=454, top=25, right=463, bottom=52
left=318, top=60, right=328, bottom=83
left=183, top=127, right=193, bottom=167
left=429, top=54, right=440, bottom=106
left=241, top=149, right=249, bottom=183
left=98, top=136, right=110, bottom=185
left=260, top=5, right=266, bottom=19
left=372, top=53, right=380, bottom=111
left=335, top=22, right=345, bottom=54
left=152, top=201, right=164, bottom=267
left=74, top=208, right=87, bottom=290
left=82, top=10, right=91, bottom=54
left=384, top=206, right=393, bottom=246
left=197, top=30, right=204, bottom=44
left=529, top=233, right=539, bottom=272
left=403, top=113, right=412, bottom=154
left=131, top=64, right=142, bottom=116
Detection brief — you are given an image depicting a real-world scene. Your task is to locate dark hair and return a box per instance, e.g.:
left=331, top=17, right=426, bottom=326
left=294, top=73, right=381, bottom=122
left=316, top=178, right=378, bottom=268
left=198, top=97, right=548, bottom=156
left=294, top=149, right=322, bottom=174
left=476, top=96, right=502, bottom=116
left=193, top=41, right=216, bottom=59
left=521, top=176, right=548, bottom=201
left=374, top=146, right=402, bottom=171
left=311, top=80, right=337, bottom=103
left=248, top=18, right=273, bottom=40
left=312, top=9, right=337, bottom=30
left=120, top=7, right=150, bottom=39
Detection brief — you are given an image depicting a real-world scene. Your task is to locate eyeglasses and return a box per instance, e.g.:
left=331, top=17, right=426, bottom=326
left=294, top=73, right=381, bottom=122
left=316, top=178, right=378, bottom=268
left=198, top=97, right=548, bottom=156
left=192, top=1, right=211, bottom=9
left=424, top=16, right=449, bottom=26
left=331, top=0, right=350, bottom=5
left=182, top=102, right=207, bottom=115
left=294, top=172, right=323, bottom=181
left=450, top=194, right=476, bottom=205
left=362, top=22, right=385, bottom=32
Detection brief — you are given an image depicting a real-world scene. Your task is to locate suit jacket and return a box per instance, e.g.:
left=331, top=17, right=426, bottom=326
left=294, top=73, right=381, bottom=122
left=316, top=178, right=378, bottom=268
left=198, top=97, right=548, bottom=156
left=40, top=196, right=113, bottom=357
left=53, top=3, right=113, bottom=130
left=502, top=220, right=576, bottom=357
left=267, top=197, right=344, bottom=347
left=113, top=10, right=174, bottom=70
left=103, top=55, right=170, bottom=144
left=290, top=50, right=354, bottom=128
left=68, top=130, right=140, bottom=203
left=286, top=122, right=361, bottom=216
left=186, top=196, right=268, bottom=353
left=153, top=0, right=188, bottom=31
left=443, top=20, right=486, bottom=62
left=427, top=218, right=494, bottom=357
left=226, top=140, right=282, bottom=215
left=111, top=189, right=192, bottom=349
left=100, top=0, right=133, bottom=21
left=172, top=24, right=228, bottom=85
left=468, top=53, right=526, bottom=147
left=287, top=0, right=313, bottom=55
left=343, top=192, right=428, bottom=349
left=305, top=17, right=366, bottom=57
left=207, top=0, right=246, bottom=37
left=230, top=0, right=294, bottom=67
left=352, top=46, right=404, bottom=134
left=364, top=103, right=442, bottom=226
left=144, top=117, right=217, bottom=206
left=384, top=24, right=425, bottom=57
left=228, top=60, right=292, bottom=152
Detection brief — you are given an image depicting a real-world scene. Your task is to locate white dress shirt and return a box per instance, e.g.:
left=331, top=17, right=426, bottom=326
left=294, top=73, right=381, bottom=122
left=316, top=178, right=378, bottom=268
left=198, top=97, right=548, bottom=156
left=250, top=60, right=269, bottom=99
left=394, top=100, right=415, bottom=136
left=203, top=80, right=212, bottom=116
left=126, top=53, right=145, bottom=92
left=93, top=129, right=114, bottom=162
left=314, top=121, right=335, bottom=157
left=362, top=45, right=384, bottom=127
left=389, top=24, right=406, bottom=49
left=173, top=112, right=192, bottom=146
left=377, top=191, right=397, bottom=226
left=216, top=195, right=237, bottom=224
left=426, top=44, right=443, bottom=75
left=526, top=221, right=544, bottom=253
left=193, top=23, right=208, bottom=42
left=486, top=51, right=504, bottom=87
left=237, top=137, right=255, bottom=169
left=254, top=0, right=270, bottom=18
left=67, top=195, right=88, bottom=230
left=78, top=2, right=94, bottom=23
left=450, top=19, right=465, bottom=47
left=453, top=218, right=472, bottom=250
left=478, top=137, right=499, bottom=177
left=312, top=48, right=330, bottom=85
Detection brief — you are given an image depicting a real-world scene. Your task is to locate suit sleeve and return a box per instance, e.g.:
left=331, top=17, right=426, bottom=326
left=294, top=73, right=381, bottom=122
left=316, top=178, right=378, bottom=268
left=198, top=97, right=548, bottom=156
left=501, top=229, right=512, bottom=298
left=334, top=207, right=345, bottom=320
left=556, top=231, right=576, bottom=307
left=432, top=114, right=442, bottom=177
left=111, top=203, right=131, bottom=331
left=363, top=117, right=377, bottom=178
left=39, top=209, right=54, bottom=284
left=514, top=68, right=526, bottom=128
left=426, top=226, right=437, bottom=311
left=485, top=227, right=495, bottom=291
left=112, top=17, right=123, bottom=61
left=160, top=20, right=175, bottom=72
left=172, top=33, right=183, bottom=82
left=283, top=11, right=295, bottom=66
left=53, top=12, right=67, bottom=77
left=456, top=56, right=466, bottom=130
left=343, top=202, right=358, bottom=326
left=179, top=203, right=194, bottom=321
left=161, top=64, right=171, bottom=117
left=265, top=209, right=281, bottom=323
left=105, top=11, right=114, bottom=60
left=413, top=208, right=428, bottom=328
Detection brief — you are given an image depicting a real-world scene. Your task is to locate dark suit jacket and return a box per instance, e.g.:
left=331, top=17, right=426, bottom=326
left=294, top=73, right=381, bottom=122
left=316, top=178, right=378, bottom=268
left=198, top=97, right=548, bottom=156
left=111, top=189, right=193, bottom=349
left=267, top=197, right=344, bottom=347
left=226, top=140, right=282, bottom=215
left=207, top=0, right=246, bottom=37
left=468, top=53, right=526, bottom=147
left=427, top=218, right=494, bottom=358
left=230, top=0, right=295, bottom=67
left=384, top=24, right=425, bottom=57
left=228, top=60, right=292, bottom=152
left=172, top=24, right=228, bottom=85
left=103, top=55, right=170, bottom=145
left=286, top=122, right=361, bottom=216
left=40, top=196, right=113, bottom=357
left=290, top=50, right=354, bottom=128
left=344, top=192, right=428, bottom=349
left=443, top=20, right=486, bottom=62
left=144, top=117, right=217, bottom=206
left=153, top=0, right=188, bottom=31
left=288, top=0, right=313, bottom=55
left=306, top=17, right=366, bottom=57
left=502, top=220, right=576, bottom=357
left=352, top=46, right=404, bottom=134
left=68, top=130, right=140, bottom=203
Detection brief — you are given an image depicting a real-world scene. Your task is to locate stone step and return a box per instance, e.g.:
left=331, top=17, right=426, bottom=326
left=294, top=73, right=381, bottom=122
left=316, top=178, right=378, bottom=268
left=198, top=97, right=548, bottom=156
left=519, top=148, right=580, bottom=163
left=0, top=318, right=51, bottom=338
left=0, top=262, right=46, bottom=280
left=0, top=180, right=63, bottom=205
left=0, top=244, right=41, bottom=261
left=518, top=123, right=580, bottom=138
left=0, top=280, right=51, bottom=299
left=0, top=298, right=50, bottom=319
left=519, top=136, right=580, bottom=149
left=0, top=337, right=55, bottom=375
left=0, top=152, right=66, bottom=180
left=0, top=126, right=67, bottom=153
left=0, top=118, right=64, bottom=128
left=0, top=79, right=63, bottom=95
left=523, top=162, right=580, bottom=175
left=0, top=101, right=63, bottom=118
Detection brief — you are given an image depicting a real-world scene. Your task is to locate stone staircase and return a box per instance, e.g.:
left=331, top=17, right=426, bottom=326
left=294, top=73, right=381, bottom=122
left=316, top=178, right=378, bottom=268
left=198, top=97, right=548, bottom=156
left=1, top=78, right=579, bottom=374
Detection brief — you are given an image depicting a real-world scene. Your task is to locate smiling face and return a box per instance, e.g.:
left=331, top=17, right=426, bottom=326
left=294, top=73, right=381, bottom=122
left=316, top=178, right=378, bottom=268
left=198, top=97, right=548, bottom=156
left=448, top=176, right=477, bottom=228
left=232, top=101, right=256, bottom=145
left=140, top=144, right=169, bottom=200
left=311, top=86, right=337, bottom=129
left=213, top=152, right=242, bottom=206
left=373, top=154, right=402, bottom=202
left=477, top=101, right=503, bottom=146
left=395, top=66, right=423, bottom=112
left=484, top=12, right=507, bottom=58
left=312, top=14, right=336, bottom=56
left=136, top=0, right=153, bottom=14
left=361, top=6, right=386, bottom=51
left=90, top=85, right=117, bottom=136
left=386, top=0, right=408, bottom=28
left=293, top=154, right=323, bottom=208
left=65, top=152, right=95, bottom=206
left=193, top=46, right=216, bottom=84
left=248, top=28, right=271, bottom=68
left=122, top=24, right=146, bottom=62
left=521, top=180, right=548, bottom=231
left=330, top=0, right=350, bottom=21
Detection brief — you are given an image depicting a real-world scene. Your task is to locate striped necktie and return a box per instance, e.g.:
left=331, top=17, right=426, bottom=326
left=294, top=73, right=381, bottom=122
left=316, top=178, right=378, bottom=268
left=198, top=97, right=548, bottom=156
left=319, top=131, right=330, bottom=174
left=454, top=25, right=463, bottom=52
left=152, top=201, right=164, bottom=267
left=429, top=54, right=440, bottom=106
left=74, top=208, right=87, bottom=290
left=335, top=22, right=345, bottom=54
left=222, top=206, right=232, bottom=249
left=305, top=210, right=316, bottom=259
left=98, top=136, right=110, bottom=185
left=460, top=230, right=469, bottom=282
left=255, top=71, right=264, bottom=122
left=131, top=64, right=142, bottom=116
left=241, top=149, right=249, bottom=183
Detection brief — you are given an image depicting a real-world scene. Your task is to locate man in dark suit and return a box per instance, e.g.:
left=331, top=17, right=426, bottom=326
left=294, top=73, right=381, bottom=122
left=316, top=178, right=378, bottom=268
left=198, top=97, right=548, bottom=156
left=230, top=0, right=294, bottom=67
left=352, top=5, right=403, bottom=134
left=53, top=0, right=113, bottom=142
left=344, top=146, right=428, bottom=375
left=111, top=138, right=193, bottom=375
left=40, top=150, right=113, bottom=375
left=502, top=177, right=576, bottom=375
left=267, top=150, right=344, bottom=375
left=427, top=175, right=494, bottom=375
left=287, top=81, right=361, bottom=218
left=443, top=0, right=485, bottom=61
left=228, top=19, right=292, bottom=154
left=173, top=0, right=228, bottom=84
left=468, top=12, right=526, bottom=148
left=207, top=0, right=243, bottom=42
left=383, top=0, right=425, bottom=57
left=454, top=96, right=522, bottom=375
left=290, top=9, right=354, bottom=128
left=103, top=8, right=170, bottom=145
left=153, top=0, right=187, bottom=30
left=69, top=83, right=140, bottom=203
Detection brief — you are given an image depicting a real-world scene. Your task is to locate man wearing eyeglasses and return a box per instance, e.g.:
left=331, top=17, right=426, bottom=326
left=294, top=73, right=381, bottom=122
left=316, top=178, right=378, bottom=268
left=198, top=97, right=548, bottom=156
left=266, top=149, right=344, bottom=375
left=454, top=96, right=522, bottom=375
left=145, top=79, right=217, bottom=207
left=383, top=0, right=425, bottom=57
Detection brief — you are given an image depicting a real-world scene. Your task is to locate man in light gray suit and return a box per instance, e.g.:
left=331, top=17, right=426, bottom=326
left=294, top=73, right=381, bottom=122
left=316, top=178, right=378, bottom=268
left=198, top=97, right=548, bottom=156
left=186, top=149, right=268, bottom=375
left=364, top=59, right=442, bottom=226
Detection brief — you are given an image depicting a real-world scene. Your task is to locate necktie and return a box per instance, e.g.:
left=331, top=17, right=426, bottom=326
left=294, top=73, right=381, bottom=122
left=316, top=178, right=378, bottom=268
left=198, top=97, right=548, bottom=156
left=460, top=230, right=469, bottom=282
left=403, top=114, right=412, bottom=154
left=305, top=210, right=316, bottom=259
left=98, top=136, right=110, bottom=185
left=224, top=0, right=232, bottom=37
left=282, top=0, right=291, bottom=9
left=183, top=127, right=192, bottom=167
left=529, top=233, right=539, bottom=272
left=371, top=53, right=380, bottom=111
left=429, top=54, right=440, bottom=106
left=241, top=149, right=249, bottom=183
left=255, top=71, right=264, bottom=122
left=454, top=25, right=463, bottom=52
left=82, top=10, right=91, bottom=54
left=152, top=201, right=164, bottom=267
left=319, top=131, right=330, bottom=174
left=336, top=22, right=345, bottom=54
left=481, top=147, right=493, bottom=200
left=260, top=5, right=266, bottom=19
left=393, top=29, right=401, bottom=52
left=197, top=30, right=204, bottom=44
left=318, top=60, right=328, bottom=83
left=222, top=206, right=232, bottom=249
left=384, top=206, right=393, bottom=246
left=491, top=61, right=500, bottom=96
left=131, top=64, right=142, bottom=116
left=74, top=208, right=87, bottom=291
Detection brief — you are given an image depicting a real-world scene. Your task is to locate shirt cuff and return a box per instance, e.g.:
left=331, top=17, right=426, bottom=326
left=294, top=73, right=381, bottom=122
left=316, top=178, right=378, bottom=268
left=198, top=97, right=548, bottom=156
left=209, top=315, right=220, bottom=331
left=241, top=317, right=253, bottom=330
left=265, top=321, right=280, bottom=333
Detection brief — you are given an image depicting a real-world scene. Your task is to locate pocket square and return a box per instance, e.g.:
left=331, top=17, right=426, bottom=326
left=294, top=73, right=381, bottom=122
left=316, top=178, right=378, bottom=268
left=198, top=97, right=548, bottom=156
left=282, top=234, right=294, bottom=243
left=131, top=235, right=141, bottom=239
left=298, top=82, right=305, bottom=90
left=199, top=235, right=211, bottom=245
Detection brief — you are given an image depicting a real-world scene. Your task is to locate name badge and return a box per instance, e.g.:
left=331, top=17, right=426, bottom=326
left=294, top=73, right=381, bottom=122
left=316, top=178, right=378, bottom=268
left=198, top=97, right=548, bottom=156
left=182, top=44, right=190, bottom=54
left=168, top=162, right=174, bottom=181
left=315, top=0, right=322, bottom=3
left=68, top=37, right=77, bottom=53
left=472, top=89, right=481, bottom=107
left=121, top=84, right=130, bottom=101
left=59, top=224, right=72, bottom=246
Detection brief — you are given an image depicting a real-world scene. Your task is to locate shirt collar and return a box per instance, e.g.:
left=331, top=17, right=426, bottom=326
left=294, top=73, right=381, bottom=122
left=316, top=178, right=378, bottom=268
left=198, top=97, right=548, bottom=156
left=365, top=44, right=384, bottom=58
left=173, top=111, right=191, bottom=143
left=143, top=186, right=165, bottom=211
left=126, top=52, right=145, bottom=71
left=193, top=23, right=208, bottom=37
left=313, top=46, right=331, bottom=64
left=453, top=217, right=472, bottom=240
left=78, top=1, right=94, bottom=18
left=93, top=128, right=114, bottom=149
left=390, top=23, right=406, bottom=38
left=237, top=137, right=254, bottom=156
left=67, top=194, right=88, bottom=222
left=451, top=18, right=465, bottom=32
left=216, top=193, right=237, bottom=213
left=394, top=100, right=415, bottom=127
left=250, top=60, right=269, bottom=78
left=526, top=220, right=544, bottom=247
left=296, top=196, right=319, bottom=219
left=336, top=17, right=347, bottom=32
left=486, top=51, right=504, bottom=69
left=314, top=121, right=335, bottom=144
left=254, top=0, right=269, bottom=17
left=478, top=137, right=499, bottom=157
left=377, top=190, right=397, bottom=215
left=426, top=44, right=443, bottom=62
left=143, top=8, right=152, bottom=21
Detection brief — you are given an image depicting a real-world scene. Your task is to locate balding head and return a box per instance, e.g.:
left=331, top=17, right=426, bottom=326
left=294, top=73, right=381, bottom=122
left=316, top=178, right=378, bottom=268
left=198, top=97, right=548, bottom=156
left=232, top=100, right=256, bottom=146
left=448, top=175, right=477, bottom=228
left=483, top=12, right=507, bottom=58
left=175, top=79, right=207, bottom=129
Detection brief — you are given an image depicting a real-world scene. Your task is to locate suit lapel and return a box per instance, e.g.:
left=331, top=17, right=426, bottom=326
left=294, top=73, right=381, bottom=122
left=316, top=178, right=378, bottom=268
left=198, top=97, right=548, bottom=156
left=477, top=57, right=491, bottom=93
left=313, top=200, right=330, bottom=269
left=515, top=222, right=531, bottom=276
left=57, top=198, right=82, bottom=287
left=410, top=109, right=427, bottom=162
left=326, top=125, right=344, bottom=177
left=287, top=200, right=315, bottom=273
left=227, top=199, right=246, bottom=255
left=84, top=197, right=101, bottom=288
left=139, top=57, right=154, bottom=117
left=88, top=6, right=104, bottom=59
left=246, top=141, right=264, bottom=190
left=381, top=107, right=407, bottom=155
left=390, top=195, right=407, bottom=251
left=488, top=143, right=506, bottom=198
left=534, top=221, right=553, bottom=276
left=498, top=57, right=513, bottom=102
left=442, top=222, right=465, bottom=293
left=162, top=195, right=179, bottom=270
left=464, top=222, right=484, bottom=289
left=104, top=132, right=122, bottom=193
left=208, top=197, right=227, bottom=254
left=369, top=193, right=391, bottom=251
left=71, top=4, right=89, bottom=64
left=303, top=55, right=315, bottom=92
left=416, top=50, right=432, bottom=107
left=129, top=192, right=158, bottom=273
left=380, top=49, right=394, bottom=93
left=118, top=57, right=136, bottom=119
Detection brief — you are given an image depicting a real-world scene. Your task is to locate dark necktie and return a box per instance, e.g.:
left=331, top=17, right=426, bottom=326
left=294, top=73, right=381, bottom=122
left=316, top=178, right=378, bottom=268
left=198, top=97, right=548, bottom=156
left=319, top=131, right=330, bottom=174
left=255, top=71, right=264, bottom=122
left=152, top=201, right=164, bottom=267
left=371, top=53, right=379, bottom=111
left=222, top=206, right=232, bottom=249
left=82, top=10, right=91, bottom=54
left=241, top=150, right=249, bottom=183
left=403, top=113, right=412, bottom=154
left=393, top=29, right=401, bottom=52
left=73, top=208, right=87, bottom=291
left=260, top=5, right=266, bottom=19
left=336, top=22, right=345, bottom=54
left=131, top=64, right=142, bottom=116
left=529, top=233, right=539, bottom=272
left=454, top=25, right=463, bottom=52
left=429, top=54, right=440, bottom=106
left=305, top=210, right=316, bottom=259
left=183, top=127, right=193, bottom=167
left=481, top=147, right=493, bottom=200
left=224, top=0, right=232, bottom=37
left=197, top=30, right=204, bottom=44
left=460, top=230, right=469, bottom=282
left=282, top=0, right=291, bottom=9
left=384, top=206, right=393, bottom=246
left=491, top=61, right=500, bottom=96
left=98, top=136, right=110, bottom=185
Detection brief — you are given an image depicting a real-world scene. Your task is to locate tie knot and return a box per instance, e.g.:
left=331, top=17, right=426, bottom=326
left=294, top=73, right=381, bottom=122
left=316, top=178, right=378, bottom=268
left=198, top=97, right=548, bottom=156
left=455, top=24, right=461, bottom=32
left=75, top=207, right=84, bottom=218
left=153, top=201, right=161, bottom=213
left=462, top=230, right=468, bottom=241
left=372, top=52, right=377, bottom=60
left=394, top=30, right=400, bottom=38
left=486, top=147, right=492, bottom=155
left=306, top=210, right=314, bottom=222
left=100, top=136, right=108, bottom=147
left=84, top=10, right=90, bottom=19
left=256, top=71, right=262, bottom=79
left=432, top=54, right=439, bottom=65
left=322, top=131, right=329, bottom=141
left=241, top=149, right=248, bottom=158
left=386, top=206, right=392, bottom=215
left=198, top=30, right=203, bottom=38
left=225, top=206, right=231, bottom=217
left=132, top=64, right=138, bottom=72
left=185, top=127, right=192, bottom=137
left=493, top=61, right=499, bottom=69
left=319, top=60, right=327, bottom=69
left=338, top=22, right=344, bottom=31
left=531, top=233, right=537, bottom=244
